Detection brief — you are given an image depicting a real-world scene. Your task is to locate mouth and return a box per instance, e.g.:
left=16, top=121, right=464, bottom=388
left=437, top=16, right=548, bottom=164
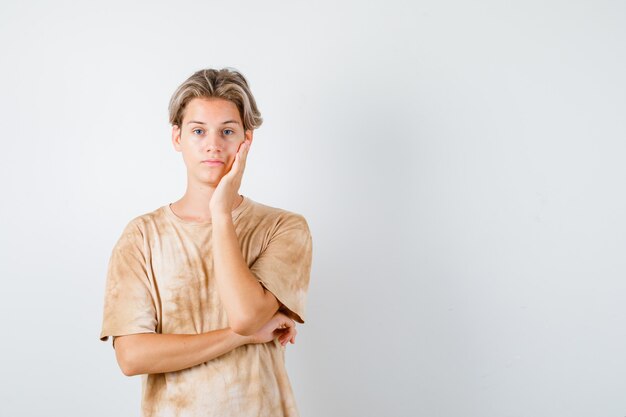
left=201, top=159, right=225, bottom=166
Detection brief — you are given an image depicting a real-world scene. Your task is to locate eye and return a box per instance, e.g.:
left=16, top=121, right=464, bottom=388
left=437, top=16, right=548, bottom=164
left=192, top=128, right=203, bottom=135
left=223, top=129, right=235, bottom=135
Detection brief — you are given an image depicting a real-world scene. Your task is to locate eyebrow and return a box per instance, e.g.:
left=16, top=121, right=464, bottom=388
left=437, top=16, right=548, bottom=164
left=186, top=120, right=240, bottom=126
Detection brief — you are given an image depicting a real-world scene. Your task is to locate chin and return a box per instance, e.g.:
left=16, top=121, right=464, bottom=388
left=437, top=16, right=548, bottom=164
left=190, top=172, right=219, bottom=186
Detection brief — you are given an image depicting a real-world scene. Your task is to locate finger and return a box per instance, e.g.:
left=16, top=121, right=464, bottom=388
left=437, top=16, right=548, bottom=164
left=236, top=140, right=248, bottom=159
left=231, top=141, right=248, bottom=175
left=284, top=326, right=296, bottom=345
left=279, top=326, right=293, bottom=345
left=279, top=318, right=294, bottom=330
left=274, top=327, right=288, bottom=337
left=239, top=140, right=249, bottom=167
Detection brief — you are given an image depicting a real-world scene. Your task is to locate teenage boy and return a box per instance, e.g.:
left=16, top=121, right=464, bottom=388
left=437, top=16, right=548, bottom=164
left=99, top=68, right=313, bottom=417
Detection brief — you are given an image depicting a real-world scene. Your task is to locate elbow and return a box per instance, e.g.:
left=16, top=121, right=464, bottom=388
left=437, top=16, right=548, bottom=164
left=117, top=352, right=138, bottom=377
left=119, top=360, right=139, bottom=377
left=115, top=340, right=140, bottom=377
left=120, top=364, right=137, bottom=377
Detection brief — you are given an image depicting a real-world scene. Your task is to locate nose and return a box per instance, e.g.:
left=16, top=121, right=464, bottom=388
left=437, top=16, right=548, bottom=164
left=204, top=130, right=223, bottom=152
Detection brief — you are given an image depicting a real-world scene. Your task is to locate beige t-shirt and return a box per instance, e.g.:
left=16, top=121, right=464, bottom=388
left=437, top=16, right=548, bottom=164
left=99, top=195, right=313, bottom=417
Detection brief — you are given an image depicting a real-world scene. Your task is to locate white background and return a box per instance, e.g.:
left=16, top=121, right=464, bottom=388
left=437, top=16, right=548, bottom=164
left=1, top=1, right=625, bottom=416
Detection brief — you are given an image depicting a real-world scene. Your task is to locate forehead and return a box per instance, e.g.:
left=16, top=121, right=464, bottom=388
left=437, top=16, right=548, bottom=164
left=182, top=97, right=241, bottom=124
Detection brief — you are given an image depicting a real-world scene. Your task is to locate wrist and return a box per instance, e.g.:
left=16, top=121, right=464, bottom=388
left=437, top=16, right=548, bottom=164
left=211, top=212, right=233, bottom=224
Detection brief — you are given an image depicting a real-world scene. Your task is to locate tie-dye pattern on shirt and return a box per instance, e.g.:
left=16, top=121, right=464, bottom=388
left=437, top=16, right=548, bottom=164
left=99, top=195, right=313, bottom=417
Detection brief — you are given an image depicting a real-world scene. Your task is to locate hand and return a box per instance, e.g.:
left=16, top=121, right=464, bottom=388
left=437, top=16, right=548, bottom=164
left=248, top=311, right=297, bottom=346
left=209, top=139, right=251, bottom=217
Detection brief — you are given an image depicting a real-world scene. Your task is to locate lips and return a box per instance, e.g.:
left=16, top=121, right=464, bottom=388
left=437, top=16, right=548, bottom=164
left=202, top=159, right=224, bottom=167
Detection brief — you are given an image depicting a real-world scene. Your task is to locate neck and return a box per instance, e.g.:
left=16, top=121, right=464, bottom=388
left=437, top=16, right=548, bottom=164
left=171, top=181, right=243, bottom=223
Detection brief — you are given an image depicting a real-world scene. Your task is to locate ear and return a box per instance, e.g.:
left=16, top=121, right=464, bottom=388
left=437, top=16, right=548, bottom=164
left=244, top=129, right=254, bottom=146
left=172, top=125, right=182, bottom=152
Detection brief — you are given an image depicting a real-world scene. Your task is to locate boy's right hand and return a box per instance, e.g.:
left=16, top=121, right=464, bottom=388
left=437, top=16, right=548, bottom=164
left=248, top=311, right=297, bottom=346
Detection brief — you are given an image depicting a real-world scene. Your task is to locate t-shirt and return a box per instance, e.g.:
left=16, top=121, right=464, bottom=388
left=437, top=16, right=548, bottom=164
left=99, top=195, right=313, bottom=417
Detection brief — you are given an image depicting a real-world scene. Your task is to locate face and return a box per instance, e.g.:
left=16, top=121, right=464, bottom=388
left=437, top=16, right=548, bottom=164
left=172, top=97, right=253, bottom=187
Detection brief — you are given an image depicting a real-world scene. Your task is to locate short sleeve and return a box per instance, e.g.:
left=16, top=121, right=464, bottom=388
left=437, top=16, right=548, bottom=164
left=99, top=220, right=158, bottom=346
left=249, top=213, right=313, bottom=324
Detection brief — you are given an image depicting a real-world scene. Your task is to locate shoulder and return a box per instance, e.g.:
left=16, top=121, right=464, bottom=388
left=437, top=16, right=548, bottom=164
left=117, top=205, right=168, bottom=239
left=244, top=197, right=311, bottom=233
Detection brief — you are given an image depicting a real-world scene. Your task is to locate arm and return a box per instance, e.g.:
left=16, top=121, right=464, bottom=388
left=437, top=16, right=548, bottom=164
left=114, top=327, right=253, bottom=376
left=211, top=215, right=280, bottom=336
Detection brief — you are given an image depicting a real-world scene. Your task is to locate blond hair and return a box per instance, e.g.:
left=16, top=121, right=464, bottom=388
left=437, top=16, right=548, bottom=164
left=168, top=67, right=263, bottom=131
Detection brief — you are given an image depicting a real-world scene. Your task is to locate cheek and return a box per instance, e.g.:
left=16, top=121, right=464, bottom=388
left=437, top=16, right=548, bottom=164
left=230, top=140, right=245, bottom=153
left=180, top=144, right=198, bottom=164
left=181, top=139, right=202, bottom=154
left=225, top=142, right=242, bottom=156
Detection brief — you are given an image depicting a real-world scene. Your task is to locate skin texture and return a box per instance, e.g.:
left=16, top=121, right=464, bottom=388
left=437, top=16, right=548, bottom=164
left=114, top=312, right=297, bottom=376
left=114, top=97, right=297, bottom=376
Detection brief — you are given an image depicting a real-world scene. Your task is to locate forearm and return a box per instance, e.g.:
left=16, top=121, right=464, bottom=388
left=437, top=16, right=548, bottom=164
left=116, top=328, right=252, bottom=376
left=211, top=215, right=276, bottom=332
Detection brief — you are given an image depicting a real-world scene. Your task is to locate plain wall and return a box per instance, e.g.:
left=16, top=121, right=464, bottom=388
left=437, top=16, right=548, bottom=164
left=0, top=1, right=625, bottom=416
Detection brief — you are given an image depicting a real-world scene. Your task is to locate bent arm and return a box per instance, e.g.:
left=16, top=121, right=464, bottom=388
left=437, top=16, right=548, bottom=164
left=114, top=328, right=253, bottom=376
left=211, top=215, right=280, bottom=336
